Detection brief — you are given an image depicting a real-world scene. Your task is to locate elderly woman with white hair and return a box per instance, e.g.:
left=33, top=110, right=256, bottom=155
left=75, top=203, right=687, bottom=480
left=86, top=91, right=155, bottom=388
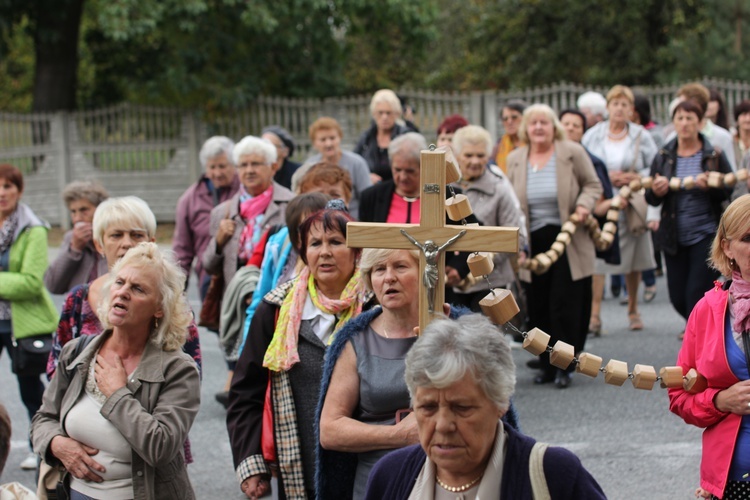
left=202, top=135, right=294, bottom=292
left=365, top=314, right=605, bottom=499
left=33, top=243, right=201, bottom=500
left=173, top=136, right=240, bottom=299
left=507, top=104, right=602, bottom=389
left=450, top=125, right=526, bottom=311
left=354, top=89, right=410, bottom=183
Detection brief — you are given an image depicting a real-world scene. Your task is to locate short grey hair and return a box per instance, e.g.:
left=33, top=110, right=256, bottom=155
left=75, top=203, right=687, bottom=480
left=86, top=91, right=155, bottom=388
left=232, top=135, right=277, bottom=166
left=370, top=89, right=402, bottom=117
left=518, top=104, right=567, bottom=144
left=576, top=91, right=607, bottom=117
left=98, top=243, right=191, bottom=352
left=199, top=136, right=235, bottom=169
left=93, top=196, right=157, bottom=249
left=452, top=125, right=493, bottom=157
left=388, top=132, right=427, bottom=165
left=359, top=248, right=419, bottom=291
left=62, top=179, right=109, bottom=207
left=405, top=314, right=516, bottom=412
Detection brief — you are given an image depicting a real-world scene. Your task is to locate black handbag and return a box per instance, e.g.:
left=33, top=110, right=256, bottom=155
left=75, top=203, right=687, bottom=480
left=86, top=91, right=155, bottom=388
left=11, top=333, right=52, bottom=376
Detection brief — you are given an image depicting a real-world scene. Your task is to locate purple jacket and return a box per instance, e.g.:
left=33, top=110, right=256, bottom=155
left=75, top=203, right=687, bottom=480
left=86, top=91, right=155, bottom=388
left=172, top=174, right=240, bottom=286
left=364, top=424, right=605, bottom=500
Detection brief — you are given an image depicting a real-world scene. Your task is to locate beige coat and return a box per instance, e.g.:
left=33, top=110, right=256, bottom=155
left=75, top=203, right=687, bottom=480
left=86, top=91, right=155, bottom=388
left=31, top=332, right=200, bottom=500
left=202, top=181, right=294, bottom=291
left=506, top=139, right=602, bottom=281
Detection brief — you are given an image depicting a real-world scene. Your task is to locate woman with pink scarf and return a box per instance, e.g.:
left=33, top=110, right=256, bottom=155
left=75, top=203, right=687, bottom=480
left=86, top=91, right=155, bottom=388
left=669, top=195, right=750, bottom=499
left=226, top=203, right=374, bottom=499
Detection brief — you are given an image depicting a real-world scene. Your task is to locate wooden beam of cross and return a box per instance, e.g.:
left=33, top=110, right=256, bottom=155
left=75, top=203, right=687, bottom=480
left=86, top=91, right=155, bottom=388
left=347, top=148, right=519, bottom=332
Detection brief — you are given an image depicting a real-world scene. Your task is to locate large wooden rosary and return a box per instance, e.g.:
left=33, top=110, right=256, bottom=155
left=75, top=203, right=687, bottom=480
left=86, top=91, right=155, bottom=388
left=518, top=167, right=750, bottom=275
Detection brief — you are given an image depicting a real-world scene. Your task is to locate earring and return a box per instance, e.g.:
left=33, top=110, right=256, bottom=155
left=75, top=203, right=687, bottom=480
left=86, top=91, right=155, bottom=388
left=731, top=258, right=737, bottom=269
left=154, top=317, right=159, bottom=330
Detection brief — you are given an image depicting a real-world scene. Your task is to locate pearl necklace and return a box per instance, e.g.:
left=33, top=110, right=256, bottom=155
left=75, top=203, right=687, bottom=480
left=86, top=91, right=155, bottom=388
left=436, top=474, right=483, bottom=493
left=607, top=125, right=628, bottom=140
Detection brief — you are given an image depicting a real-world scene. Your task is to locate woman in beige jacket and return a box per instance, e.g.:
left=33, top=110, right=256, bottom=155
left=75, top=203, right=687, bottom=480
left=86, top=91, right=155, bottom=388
left=507, top=104, right=602, bottom=389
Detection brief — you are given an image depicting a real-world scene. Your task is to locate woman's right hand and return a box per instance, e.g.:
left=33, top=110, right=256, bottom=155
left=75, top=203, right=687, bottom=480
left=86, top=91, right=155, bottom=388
left=714, top=380, right=750, bottom=415
left=395, top=412, right=420, bottom=446
left=216, top=218, right=237, bottom=248
left=50, top=435, right=105, bottom=482
left=241, top=474, right=271, bottom=499
left=651, top=174, right=669, bottom=198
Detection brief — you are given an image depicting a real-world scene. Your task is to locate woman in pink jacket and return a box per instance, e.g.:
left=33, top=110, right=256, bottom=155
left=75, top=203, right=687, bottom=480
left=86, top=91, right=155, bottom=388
left=669, top=194, right=750, bottom=499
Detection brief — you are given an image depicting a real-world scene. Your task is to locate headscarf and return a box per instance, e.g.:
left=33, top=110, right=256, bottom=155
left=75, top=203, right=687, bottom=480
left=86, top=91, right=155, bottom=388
left=237, top=185, right=274, bottom=262
left=731, top=270, right=750, bottom=334
left=263, top=266, right=367, bottom=371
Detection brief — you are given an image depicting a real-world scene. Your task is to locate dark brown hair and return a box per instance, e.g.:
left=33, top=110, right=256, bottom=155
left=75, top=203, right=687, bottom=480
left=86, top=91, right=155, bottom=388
left=0, top=164, right=23, bottom=192
left=298, top=207, right=357, bottom=265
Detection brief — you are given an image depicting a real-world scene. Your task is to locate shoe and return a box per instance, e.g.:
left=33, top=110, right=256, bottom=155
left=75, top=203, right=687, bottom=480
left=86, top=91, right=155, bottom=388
left=526, top=358, right=541, bottom=370
left=643, top=286, right=657, bottom=303
left=555, top=371, right=571, bottom=389
left=619, top=295, right=629, bottom=306
left=215, top=391, right=230, bottom=408
left=534, top=372, right=556, bottom=385
left=629, top=313, right=644, bottom=331
left=655, top=268, right=664, bottom=277
left=610, top=284, right=621, bottom=298
left=20, top=453, right=37, bottom=470
left=589, top=316, right=602, bottom=337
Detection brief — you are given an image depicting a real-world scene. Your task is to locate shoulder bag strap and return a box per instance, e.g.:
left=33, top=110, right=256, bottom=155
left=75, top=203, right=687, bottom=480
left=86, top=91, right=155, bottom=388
left=529, top=442, right=551, bottom=500
left=741, top=331, right=750, bottom=375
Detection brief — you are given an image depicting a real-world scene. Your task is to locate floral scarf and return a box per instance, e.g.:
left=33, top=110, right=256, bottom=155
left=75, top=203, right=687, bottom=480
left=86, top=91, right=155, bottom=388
left=237, top=185, right=274, bottom=262
left=731, top=270, right=750, bottom=335
left=263, top=266, right=367, bottom=371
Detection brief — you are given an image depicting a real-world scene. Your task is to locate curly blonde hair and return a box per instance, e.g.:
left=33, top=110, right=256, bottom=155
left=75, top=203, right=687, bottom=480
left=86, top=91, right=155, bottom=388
left=97, top=243, right=191, bottom=351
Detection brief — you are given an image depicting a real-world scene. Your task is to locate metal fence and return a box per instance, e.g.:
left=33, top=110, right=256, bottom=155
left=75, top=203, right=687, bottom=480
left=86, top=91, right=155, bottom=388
left=2, top=77, right=750, bottom=226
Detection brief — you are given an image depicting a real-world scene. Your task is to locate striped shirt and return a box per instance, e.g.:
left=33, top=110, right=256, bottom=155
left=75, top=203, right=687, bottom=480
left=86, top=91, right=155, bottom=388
left=675, top=152, right=716, bottom=246
left=527, top=154, right=560, bottom=232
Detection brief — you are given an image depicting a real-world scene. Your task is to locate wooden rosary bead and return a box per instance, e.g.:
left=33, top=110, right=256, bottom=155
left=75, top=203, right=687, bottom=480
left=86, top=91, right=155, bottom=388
left=640, top=176, right=653, bottom=189
left=526, top=258, right=539, bottom=272
left=604, top=359, right=629, bottom=386
left=629, top=178, right=642, bottom=191
left=467, top=252, right=494, bottom=278
left=585, top=216, right=600, bottom=232
left=669, top=177, right=682, bottom=191
left=445, top=194, right=473, bottom=221
left=576, top=353, right=602, bottom=378
left=549, top=341, right=575, bottom=370
left=602, top=222, right=617, bottom=234
left=533, top=255, right=551, bottom=275
left=724, top=172, right=737, bottom=188
left=555, top=231, right=572, bottom=245
left=707, top=171, right=723, bottom=188
left=544, top=249, right=559, bottom=264
left=631, top=364, right=657, bottom=390
left=659, top=366, right=684, bottom=389
left=445, top=157, right=461, bottom=184
left=598, top=230, right=615, bottom=246
left=479, top=288, right=520, bottom=325
left=684, top=368, right=708, bottom=394
left=551, top=241, right=566, bottom=255
left=682, top=175, right=695, bottom=190
left=606, top=209, right=619, bottom=222
left=619, top=185, right=632, bottom=199
left=610, top=195, right=622, bottom=209
left=522, top=327, right=551, bottom=356
left=561, top=221, right=577, bottom=235
left=737, top=168, right=749, bottom=182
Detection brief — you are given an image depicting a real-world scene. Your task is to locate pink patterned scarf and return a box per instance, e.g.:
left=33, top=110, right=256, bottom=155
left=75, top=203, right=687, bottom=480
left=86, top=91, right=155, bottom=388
left=731, top=270, right=750, bottom=334
left=237, top=185, right=273, bottom=262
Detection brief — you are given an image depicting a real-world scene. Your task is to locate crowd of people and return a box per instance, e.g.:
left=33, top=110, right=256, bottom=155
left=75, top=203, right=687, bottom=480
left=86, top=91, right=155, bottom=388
left=1, top=81, right=750, bottom=499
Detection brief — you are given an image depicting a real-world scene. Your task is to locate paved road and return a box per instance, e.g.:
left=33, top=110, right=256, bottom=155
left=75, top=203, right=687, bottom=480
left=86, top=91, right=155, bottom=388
left=1, top=250, right=700, bottom=499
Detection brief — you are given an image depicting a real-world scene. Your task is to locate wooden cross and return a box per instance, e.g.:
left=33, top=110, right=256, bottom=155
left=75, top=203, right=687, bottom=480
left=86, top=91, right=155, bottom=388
left=347, top=147, right=520, bottom=332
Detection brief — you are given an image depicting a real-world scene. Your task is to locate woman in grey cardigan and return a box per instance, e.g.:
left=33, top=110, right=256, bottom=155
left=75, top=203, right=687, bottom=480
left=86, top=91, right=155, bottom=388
left=32, top=243, right=200, bottom=500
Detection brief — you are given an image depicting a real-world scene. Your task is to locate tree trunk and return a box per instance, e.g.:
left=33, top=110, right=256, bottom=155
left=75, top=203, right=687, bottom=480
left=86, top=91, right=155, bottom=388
left=31, top=0, right=85, bottom=112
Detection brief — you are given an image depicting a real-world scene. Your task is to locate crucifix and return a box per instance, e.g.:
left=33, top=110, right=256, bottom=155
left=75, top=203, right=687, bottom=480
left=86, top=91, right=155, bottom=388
left=346, top=146, right=520, bottom=332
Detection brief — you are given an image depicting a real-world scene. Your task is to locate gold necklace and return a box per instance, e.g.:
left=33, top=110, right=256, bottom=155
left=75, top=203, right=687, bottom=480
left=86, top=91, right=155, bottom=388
left=436, top=474, right=483, bottom=493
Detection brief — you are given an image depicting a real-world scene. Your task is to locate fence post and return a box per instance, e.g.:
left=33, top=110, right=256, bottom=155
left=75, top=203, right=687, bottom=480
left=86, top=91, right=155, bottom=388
left=470, top=91, right=483, bottom=131
left=57, top=112, right=72, bottom=230
left=186, top=112, right=200, bottom=182
left=483, top=90, right=498, bottom=140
